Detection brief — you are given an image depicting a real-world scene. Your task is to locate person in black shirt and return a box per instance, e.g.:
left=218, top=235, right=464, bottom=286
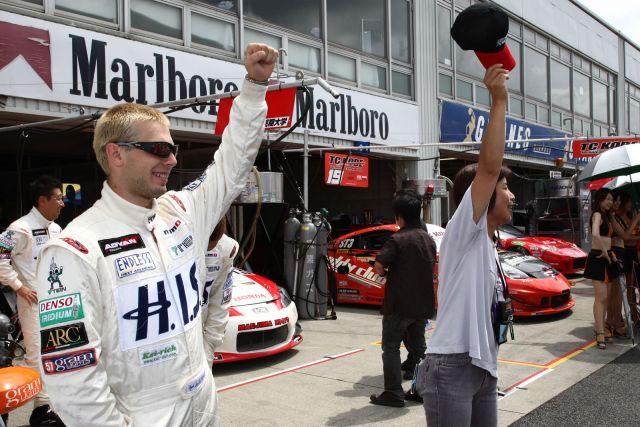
left=370, top=189, right=437, bottom=407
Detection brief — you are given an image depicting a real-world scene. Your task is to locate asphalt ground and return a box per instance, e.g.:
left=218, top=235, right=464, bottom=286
left=7, top=277, right=638, bottom=426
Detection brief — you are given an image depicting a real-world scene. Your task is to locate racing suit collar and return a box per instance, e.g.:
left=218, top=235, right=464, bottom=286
left=31, top=206, right=54, bottom=228
left=101, top=181, right=159, bottom=231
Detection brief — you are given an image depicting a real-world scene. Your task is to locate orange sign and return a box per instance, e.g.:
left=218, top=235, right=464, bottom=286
left=572, top=137, right=640, bottom=158
left=0, top=366, right=42, bottom=414
left=214, top=87, right=297, bottom=135
left=324, top=153, right=369, bottom=188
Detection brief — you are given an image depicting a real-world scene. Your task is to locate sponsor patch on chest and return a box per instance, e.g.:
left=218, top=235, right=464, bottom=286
left=39, top=293, right=84, bottom=327
left=98, top=234, right=145, bottom=257
left=115, top=261, right=201, bottom=351
left=138, top=340, right=178, bottom=367
left=169, top=235, right=194, bottom=259
left=114, top=252, right=156, bottom=278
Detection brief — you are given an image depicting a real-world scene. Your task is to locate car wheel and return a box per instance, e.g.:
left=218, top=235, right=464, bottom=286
left=515, top=247, right=530, bottom=255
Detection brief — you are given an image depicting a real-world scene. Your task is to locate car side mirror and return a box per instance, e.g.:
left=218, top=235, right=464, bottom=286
left=337, top=266, right=349, bottom=274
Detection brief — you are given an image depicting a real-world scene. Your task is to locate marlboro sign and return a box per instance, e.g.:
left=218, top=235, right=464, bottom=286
left=572, top=137, right=640, bottom=158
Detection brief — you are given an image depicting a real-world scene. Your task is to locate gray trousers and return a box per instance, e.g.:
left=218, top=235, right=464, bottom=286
left=417, top=353, right=497, bottom=427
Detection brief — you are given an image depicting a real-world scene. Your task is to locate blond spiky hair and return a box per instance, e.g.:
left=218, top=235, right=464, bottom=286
left=93, top=103, right=170, bottom=174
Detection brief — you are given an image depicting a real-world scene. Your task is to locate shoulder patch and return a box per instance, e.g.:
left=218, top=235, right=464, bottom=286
left=61, top=238, right=89, bottom=254
left=169, top=194, right=186, bottom=212
left=183, top=172, right=207, bottom=191
left=40, top=322, right=89, bottom=354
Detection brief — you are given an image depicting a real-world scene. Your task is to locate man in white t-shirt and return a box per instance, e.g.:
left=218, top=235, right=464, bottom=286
left=415, top=63, right=514, bottom=426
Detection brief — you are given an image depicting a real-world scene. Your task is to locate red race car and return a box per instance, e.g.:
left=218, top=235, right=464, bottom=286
left=496, top=224, right=587, bottom=275
left=327, top=224, right=574, bottom=317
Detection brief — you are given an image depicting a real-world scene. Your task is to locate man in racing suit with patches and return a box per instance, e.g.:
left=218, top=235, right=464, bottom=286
left=0, top=175, right=65, bottom=425
left=202, top=218, right=238, bottom=365
left=35, top=43, right=278, bottom=426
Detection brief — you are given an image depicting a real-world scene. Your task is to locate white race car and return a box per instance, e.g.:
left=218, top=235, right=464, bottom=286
left=213, top=269, right=302, bottom=363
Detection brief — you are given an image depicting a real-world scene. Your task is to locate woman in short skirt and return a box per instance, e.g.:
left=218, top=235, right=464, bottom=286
left=583, top=188, right=618, bottom=349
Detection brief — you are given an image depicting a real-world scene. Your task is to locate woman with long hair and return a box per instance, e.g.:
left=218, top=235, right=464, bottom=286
left=583, top=188, right=617, bottom=349
left=612, top=193, right=640, bottom=316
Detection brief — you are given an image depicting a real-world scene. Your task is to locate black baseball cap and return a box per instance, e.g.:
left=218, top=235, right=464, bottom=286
left=451, top=2, right=516, bottom=71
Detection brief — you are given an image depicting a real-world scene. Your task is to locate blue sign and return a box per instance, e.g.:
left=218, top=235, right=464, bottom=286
left=439, top=100, right=588, bottom=164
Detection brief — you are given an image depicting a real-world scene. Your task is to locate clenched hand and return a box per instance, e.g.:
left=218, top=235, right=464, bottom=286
left=244, top=43, right=279, bottom=83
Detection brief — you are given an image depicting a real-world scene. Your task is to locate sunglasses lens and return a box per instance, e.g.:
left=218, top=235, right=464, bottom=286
left=151, top=142, right=177, bottom=157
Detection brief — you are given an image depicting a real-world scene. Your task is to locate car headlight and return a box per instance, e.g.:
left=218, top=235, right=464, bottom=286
left=279, top=287, right=292, bottom=307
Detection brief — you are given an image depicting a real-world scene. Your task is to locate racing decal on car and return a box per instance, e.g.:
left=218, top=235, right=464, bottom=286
left=169, top=235, right=194, bottom=259
left=511, top=241, right=526, bottom=246
left=138, top=340, right=178, bottom=367
left=115, top=261, right=201, bottom=350
left=338, top=288, right=360, bottom=295
left=327, top=255, right=386, bottom=288
left=42, top=348, right=97, bottom=375
left=114, top=252, right=156, bottom=279
left=183, top=172, right=207, bottom=191
left=40, top=322, right=89, bottom=354
left=47, top=258, right=66, bottom=295
left=252, top=306, right=269, bottom=314
left=238, top=317, right=288, bottom=331
left=98, top=234, right=146, bottom=257
left=162, top=219, right=183, bottom=237
left=338, top=239, right=354, bottom=249
left=39, top=293, right=84, bottom=327
left=61, top=237, right=88, bottom=254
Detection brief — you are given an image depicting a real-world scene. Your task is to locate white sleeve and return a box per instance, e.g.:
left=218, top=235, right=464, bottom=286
left=0, top=227, right=28, bottom=291
left=202, top=237, right=238, bottom=365
left=443, top=184, right=488, bottom=249
left=164, top=81, right=268, bottom=248
left=36, top=245, right=132, bottom=427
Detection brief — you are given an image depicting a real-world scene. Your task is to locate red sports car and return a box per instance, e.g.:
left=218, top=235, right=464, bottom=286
left=328, top=224, right=574, bottom=317
left=496, top=224, right=587, bottom=275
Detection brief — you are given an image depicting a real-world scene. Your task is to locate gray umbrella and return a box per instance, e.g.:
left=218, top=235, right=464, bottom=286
left=578, top=144, right=640, bottom=182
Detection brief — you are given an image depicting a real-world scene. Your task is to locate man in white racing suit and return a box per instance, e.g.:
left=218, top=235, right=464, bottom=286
left=202, top=218, right=238, bottom=365
left=0, top=175, right=65, bottom=425
left=35, top=43, right=278, bottom=426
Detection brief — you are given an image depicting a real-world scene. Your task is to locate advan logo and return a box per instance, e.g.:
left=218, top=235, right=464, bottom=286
left=0, top=22, right=52, bottom=89
left=98, top=234, right=146, bottom=257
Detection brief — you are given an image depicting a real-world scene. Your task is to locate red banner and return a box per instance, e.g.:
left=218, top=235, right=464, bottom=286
left=572, top=137, right=640, bottom=158
left=214, top=87, right=296, bottom=135
left=324, top=153, right=369, bottom=188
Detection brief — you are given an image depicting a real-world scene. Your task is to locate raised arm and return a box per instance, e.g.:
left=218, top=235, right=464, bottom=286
left=471, top=64, right=509, bottom=222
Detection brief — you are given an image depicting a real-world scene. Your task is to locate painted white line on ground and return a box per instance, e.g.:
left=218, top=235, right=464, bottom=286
left=498, top=368, right=554, bottom=400
left=217, top=348, right=365, bottom=392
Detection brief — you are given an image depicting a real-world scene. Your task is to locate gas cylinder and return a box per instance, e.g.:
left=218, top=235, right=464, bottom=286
left=296, top=212, right=317, bottom=319
left=283, top=209, right=301, bottom=296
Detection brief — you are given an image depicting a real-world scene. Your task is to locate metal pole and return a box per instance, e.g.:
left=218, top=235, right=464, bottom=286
left=0, top=77, right=340, bottom=134
left=303, top=130, right=310, bottom=211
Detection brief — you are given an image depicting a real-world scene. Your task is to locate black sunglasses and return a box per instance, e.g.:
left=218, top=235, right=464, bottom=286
left=115, top=141, right=179, bottom=158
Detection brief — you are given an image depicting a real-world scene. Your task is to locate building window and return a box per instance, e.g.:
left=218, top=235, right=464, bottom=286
left=328, top=52, right=356, bottom=82
left=437, top=5, right=452, bottom=67
left=243, top=0, right=321, bottom=38
left=592, top=80, right=608, bottom=123
left=456, top=79, right=472, bottom=101
left=131, top=0, right=182, bottom=40
left=551, top=110, right=562, bottom=127
left=507, top=39, right=521, bottom=93
left=362, top=62, right=386, bottom=90
left=439, top=73, right=453, bottom=96
left=524, top=46, right=548, bottom=102
left=455, top=45, right=484, bottom=80
left=194, top=0, right=237, bottom=13
left=191, top=12, right=235, bottom=52
left=525, top=102, right=537, bottom=120
left=630, top=98, right=640, bottom=134
left=573, top=71, right=591, bottom=117
left=391, top=0, right=411, bottom=63
left=288, top=41, right=321, bottom=73
left=56, top=0, right=117, bottom=23
left=538, top=106, right=549, bottom=124
left=510, top=96, right=523, bottom=116
left=244, top=28, right=281, bottom=50
left=392, top=71, right=412, bottom=97
left=327, top=0, right=386, bottom=58
left=476, top=85, right=490, bottom=107
left=551, top=60, right=570, bottom=110
left=508, top=18, right=521, bottom=38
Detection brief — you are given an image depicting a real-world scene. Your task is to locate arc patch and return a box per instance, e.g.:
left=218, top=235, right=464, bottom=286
left=40, top=322, right=89, bottom=354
